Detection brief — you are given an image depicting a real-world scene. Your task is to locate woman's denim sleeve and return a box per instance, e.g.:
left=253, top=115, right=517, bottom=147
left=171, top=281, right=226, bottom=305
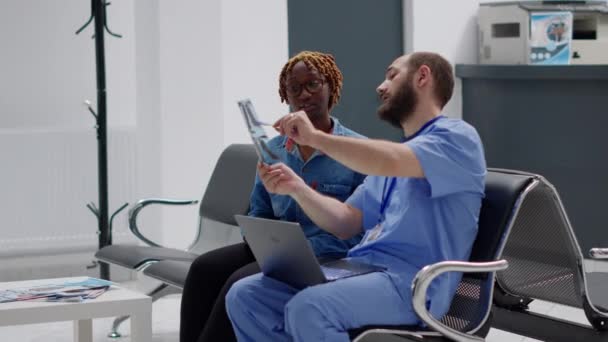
left=247, top=173, right=276, bottom=219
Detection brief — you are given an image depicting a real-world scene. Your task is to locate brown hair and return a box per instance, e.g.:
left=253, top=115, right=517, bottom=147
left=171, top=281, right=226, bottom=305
left=279, top=51, right=343, bottom=110
left=406, top=52, right=454, bottom=109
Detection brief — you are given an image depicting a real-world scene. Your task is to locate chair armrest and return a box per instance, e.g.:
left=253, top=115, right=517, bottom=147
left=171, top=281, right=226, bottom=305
left=128, top=198, right=199, bottom=248
left=589, top=248, right=608, bottom=260
left=411, top=260, right=509, bottom=342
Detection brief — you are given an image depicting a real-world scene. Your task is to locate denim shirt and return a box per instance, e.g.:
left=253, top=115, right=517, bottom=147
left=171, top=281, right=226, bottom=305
left=248, top=118, right=366, bottom=258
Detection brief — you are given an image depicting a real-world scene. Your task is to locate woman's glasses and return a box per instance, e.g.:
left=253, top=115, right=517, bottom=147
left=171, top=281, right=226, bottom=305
left=285, top=78, right=324, bottom=97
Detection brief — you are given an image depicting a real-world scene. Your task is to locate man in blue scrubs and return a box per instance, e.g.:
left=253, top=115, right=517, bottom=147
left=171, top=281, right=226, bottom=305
left=225, top=52, right=487, bottom=342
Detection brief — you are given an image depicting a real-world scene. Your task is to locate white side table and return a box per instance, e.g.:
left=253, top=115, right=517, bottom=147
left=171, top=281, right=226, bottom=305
left=0, top=277, right=151, bottom=342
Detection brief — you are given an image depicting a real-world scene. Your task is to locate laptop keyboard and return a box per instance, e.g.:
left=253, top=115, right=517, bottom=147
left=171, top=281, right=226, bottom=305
left=320, top=266, right=357, bottom=281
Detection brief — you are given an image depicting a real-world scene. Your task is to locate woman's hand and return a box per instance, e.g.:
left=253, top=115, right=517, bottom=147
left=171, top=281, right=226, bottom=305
left=258, top=162, right=307, bottom=196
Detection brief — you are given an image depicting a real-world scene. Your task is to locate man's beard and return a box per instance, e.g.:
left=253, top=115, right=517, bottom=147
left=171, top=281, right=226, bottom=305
left=377, top=76, right=418, bottom=129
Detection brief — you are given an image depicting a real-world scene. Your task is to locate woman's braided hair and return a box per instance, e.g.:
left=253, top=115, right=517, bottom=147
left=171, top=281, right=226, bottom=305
left=279, top=51, right=343, bottom=110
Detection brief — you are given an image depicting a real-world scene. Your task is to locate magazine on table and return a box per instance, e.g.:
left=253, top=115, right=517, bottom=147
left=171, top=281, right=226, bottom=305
left=0, top=277, right=114, bottom=303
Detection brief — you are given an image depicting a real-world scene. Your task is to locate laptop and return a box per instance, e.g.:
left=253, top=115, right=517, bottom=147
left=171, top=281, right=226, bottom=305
left=237, top=99, right=278, bottom=164
left=235, top=215, right=386, bottom=289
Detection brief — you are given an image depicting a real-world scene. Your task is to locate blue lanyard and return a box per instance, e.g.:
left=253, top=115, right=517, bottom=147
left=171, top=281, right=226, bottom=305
left=379, top=177, right=397, bottom=221
left=378, top=115, right=445, bottom=221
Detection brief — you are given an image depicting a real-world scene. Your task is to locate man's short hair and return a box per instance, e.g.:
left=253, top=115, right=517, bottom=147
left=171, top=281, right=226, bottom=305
left=406, top=52, right=454, bottom=109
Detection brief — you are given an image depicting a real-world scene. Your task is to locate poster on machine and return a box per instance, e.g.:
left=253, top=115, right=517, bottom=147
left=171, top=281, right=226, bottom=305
left=529, top=12, right=573, bottom=65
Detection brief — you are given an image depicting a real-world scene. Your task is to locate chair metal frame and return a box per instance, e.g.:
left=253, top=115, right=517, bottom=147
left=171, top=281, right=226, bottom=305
left=105, top=198, right=199, bottom=338
left=127, top=198, right=200, bottom=250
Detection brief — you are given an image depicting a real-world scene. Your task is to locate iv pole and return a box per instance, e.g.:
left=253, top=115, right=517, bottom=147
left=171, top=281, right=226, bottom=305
left=76, top=0, right=127, bottom=280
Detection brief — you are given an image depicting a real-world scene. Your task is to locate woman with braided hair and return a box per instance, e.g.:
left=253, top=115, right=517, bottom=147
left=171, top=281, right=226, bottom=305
left=179, top=51, right=366, bottom=342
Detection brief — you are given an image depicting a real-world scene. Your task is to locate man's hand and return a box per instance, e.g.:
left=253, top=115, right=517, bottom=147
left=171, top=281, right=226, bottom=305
left=273, top=111, right=321, bottom=148
left=258, top=162, right=307, bottom=196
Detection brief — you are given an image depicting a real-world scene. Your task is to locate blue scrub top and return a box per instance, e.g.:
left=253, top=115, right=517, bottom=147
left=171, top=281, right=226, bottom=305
left=345, top=116, right=486, bottom=320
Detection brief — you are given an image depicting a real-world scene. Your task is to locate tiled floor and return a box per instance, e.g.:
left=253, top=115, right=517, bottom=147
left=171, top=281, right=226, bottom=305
left=0, top=277, right=597, bottom=342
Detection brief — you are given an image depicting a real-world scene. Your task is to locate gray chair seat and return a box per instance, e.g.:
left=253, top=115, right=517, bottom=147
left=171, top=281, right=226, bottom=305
left=143, top=260, right=192, bottom=289
left=91, top=144, right=258, bottom=338
left=95, top=245, right=198, bottom=269
left=492, top=170, right=608, bottom=341
left=95, top=144, right=257, bottom=273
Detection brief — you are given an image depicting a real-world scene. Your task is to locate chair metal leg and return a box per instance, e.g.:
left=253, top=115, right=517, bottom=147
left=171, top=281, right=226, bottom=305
left=107, top=283, right=178, bottom=338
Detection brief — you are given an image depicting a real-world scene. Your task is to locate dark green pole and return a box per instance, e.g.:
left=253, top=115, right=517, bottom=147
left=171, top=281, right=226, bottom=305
left=92, top=0, right=110, bottom=280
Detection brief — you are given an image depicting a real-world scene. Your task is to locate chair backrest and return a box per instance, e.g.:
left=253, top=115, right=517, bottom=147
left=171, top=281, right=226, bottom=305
left=495, top=172, right=587, bottom=308
left=440, top=169, right=537, bottom=332
left=198, top=144, right=259, bottom=226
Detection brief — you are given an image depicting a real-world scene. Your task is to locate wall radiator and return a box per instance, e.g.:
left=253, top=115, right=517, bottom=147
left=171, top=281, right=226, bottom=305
left=0, top=127, right=138, bottom=280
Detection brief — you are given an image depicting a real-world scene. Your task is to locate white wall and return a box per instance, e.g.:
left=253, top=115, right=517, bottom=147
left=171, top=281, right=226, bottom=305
left=0, top=0, right=138, bottom=262
left=406, top=0, right=506, bottom=118
left=133, top=0, right=163, bottom=244
left=153, top=0, right=224, bottom=249
left=148, top=0, right=289, bottom=249
left=221, top=0, right=289, bottom=146
left=0, top=0, right=136, bottom=129
left=0, top=0, right=289, bottom=264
